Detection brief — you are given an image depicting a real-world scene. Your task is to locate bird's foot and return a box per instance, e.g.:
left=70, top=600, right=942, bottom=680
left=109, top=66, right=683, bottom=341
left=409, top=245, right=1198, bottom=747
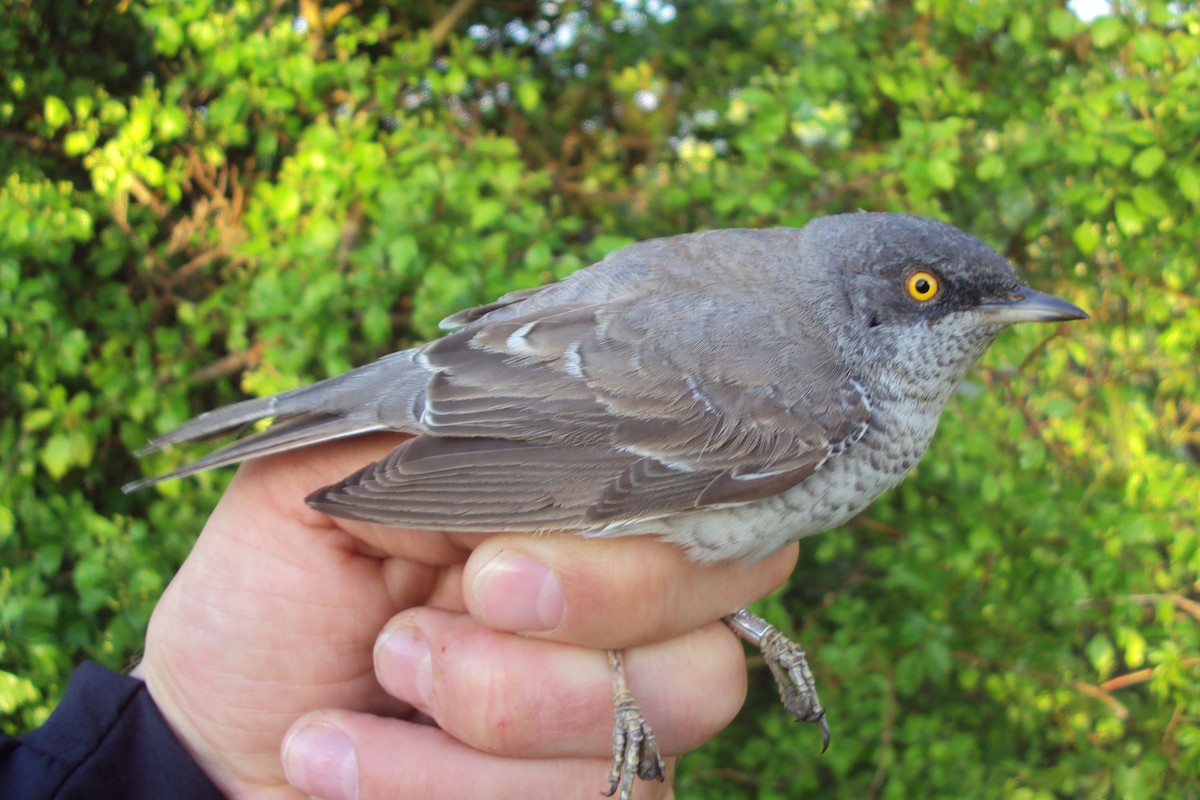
left=761, top=627, right=830, bottom=750
left=603, top=649, right=665, bottom=799
left=724, top=607, right=830, bottom=751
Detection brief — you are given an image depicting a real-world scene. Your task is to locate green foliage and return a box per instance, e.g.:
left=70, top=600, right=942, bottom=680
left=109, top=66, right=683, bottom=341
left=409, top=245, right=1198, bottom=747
left=2, top=0, right=1196, bottom=795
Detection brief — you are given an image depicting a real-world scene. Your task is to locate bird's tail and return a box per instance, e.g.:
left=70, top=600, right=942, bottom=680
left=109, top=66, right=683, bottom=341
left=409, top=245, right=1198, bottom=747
left=123, top=349, right=428, bottom=491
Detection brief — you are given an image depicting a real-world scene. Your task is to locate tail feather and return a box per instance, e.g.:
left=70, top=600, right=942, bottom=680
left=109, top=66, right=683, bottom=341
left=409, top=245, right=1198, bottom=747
left=134, top=392, right=298, bottom=456
left=122, top=414, right=386, bottom=492
left=124, top=348, right=429, bottom=492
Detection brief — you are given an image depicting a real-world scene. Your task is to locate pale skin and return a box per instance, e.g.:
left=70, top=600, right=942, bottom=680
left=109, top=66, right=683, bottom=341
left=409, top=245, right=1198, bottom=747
left=133, top=434, right=799, bottom=799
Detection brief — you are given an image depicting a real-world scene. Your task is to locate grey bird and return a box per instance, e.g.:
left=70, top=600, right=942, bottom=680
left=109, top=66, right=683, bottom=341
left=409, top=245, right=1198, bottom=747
left=126, top=212, right=1087, bottom=799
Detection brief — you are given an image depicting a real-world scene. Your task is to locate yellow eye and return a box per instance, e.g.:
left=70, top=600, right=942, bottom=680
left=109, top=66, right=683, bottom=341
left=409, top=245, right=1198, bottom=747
left=907, top=271, right=940, bottom=302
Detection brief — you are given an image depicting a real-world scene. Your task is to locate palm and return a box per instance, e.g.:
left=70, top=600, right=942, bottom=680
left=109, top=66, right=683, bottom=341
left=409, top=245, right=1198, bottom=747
left=142, top=437, right=473, bottom=795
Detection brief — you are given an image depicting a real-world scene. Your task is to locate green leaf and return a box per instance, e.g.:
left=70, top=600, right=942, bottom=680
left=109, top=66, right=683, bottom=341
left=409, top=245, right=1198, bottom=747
left=928, top=159, right=957, bottom=190
left=187, top=19, right=218, bottom=52
left=386, top=234, right=419, bottom=275
left=516, top=81, right=540, bottom=112
left=1131, top=185, right=1169, bottom=218
left=135, top=155, right=166, bottom=187
left=470, top=198, right=506, bottom=230
left=361, top=303, right=390, bottom=343
left=1114, top=200, right=1144, bottom=236
left=1010, top=13, right=1033, bottom=45
left=1118, top=627, right=1147, bottom=669
left=22, top=409, right=55, bottom=433
left=0, top=671, right=39, bottom=710
left=1073, top=221, right=1101, bottom=255
left=1102, top=140, right=1132, bottom=166
left=73, top=96, right=94, bottom=121
left=0, top=505, right=13, bottom=544
left=1133, top=32, right=1167, bottom=66
left=1085, top=634, right=1116, bottom=678
left=524, top=241, right=551, bottom=271
left=1176, top=165, right=1200, bottom=204
left=976, top=154, right=1005, bottom=181
left=153, top=15, right=185, bottom=56
left=1130, top=146, right=1165, bottom=178
left=155, top=106, right=189, bottom=141
left=1091, top=16, right=1124, bottom=48
left=40, top=434, right=73, bottom=480
left=444, top=67, right=467, bottom=95
left=1047, top=8, right=1078, bottom=40
left=43, top=96, right=70, bottom=130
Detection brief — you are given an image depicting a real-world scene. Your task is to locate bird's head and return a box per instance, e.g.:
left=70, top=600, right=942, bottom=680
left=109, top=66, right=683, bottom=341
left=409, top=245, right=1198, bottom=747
left=801, top=212, right=1088, bottom=401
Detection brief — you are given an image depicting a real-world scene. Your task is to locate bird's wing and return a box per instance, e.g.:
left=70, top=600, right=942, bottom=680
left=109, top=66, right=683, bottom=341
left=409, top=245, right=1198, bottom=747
left=309, top=291, right=873, bottom=531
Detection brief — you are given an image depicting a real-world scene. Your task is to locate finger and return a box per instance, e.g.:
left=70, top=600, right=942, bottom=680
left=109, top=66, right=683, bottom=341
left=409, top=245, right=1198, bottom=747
left=373, top=607, right=746, bottom=759
left=463, top=533, right=798, bottom=647
left=283, top=710, right=676, bottom=800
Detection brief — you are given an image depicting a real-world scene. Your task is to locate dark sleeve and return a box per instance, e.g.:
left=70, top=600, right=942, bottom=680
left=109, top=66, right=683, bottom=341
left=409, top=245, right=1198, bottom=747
left=0, top=661, right=224, bottom=799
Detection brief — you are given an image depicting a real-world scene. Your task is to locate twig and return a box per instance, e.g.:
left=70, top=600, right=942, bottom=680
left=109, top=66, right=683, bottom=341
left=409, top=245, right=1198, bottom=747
left=952, top=650, right=1131, bottom=721
left=1081, top=593, right=1200, bottom=623
left=429, top=0, right=478, bottom=47
left=1162, top=704, right=1184, bottom=757
left=1125, top=593, right=1200, bottom=623
left=186, top=343, right=265, bottom=385
left=1017, top=326, right=1067, bottom=373
left=1101, top=659, right=1200, bottom=693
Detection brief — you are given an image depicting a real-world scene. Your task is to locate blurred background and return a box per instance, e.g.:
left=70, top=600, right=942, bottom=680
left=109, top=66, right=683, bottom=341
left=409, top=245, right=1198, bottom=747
left=1, top=0, right=1196, bottom=796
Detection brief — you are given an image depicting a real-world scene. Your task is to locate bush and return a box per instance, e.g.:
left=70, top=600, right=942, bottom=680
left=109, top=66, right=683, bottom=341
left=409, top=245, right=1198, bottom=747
left=2, top=1, right=1196, bottom=795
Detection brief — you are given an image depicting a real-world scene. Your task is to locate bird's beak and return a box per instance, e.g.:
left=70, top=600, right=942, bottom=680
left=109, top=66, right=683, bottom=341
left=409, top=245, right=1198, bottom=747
left=974, top=287, right=1089, bottom=324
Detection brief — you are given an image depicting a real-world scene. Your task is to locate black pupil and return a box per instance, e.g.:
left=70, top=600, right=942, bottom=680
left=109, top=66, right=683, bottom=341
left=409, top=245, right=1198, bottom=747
left=915, top=278, right=931, bottom=295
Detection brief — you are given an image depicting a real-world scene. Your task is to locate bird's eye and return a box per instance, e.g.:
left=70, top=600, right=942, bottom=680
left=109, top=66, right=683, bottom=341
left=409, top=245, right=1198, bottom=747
left=906, top=271, right=940, bottom=302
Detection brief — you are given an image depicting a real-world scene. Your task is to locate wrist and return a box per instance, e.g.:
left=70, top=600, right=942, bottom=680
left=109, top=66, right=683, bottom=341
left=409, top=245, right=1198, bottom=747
left=137, top=652, right=250, bottom=798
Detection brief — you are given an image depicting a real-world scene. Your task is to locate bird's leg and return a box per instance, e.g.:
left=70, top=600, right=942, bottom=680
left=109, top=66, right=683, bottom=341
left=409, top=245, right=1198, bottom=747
left=604, top=648, right=665, bottom=799
left=724, top=607, right=831, bottom=751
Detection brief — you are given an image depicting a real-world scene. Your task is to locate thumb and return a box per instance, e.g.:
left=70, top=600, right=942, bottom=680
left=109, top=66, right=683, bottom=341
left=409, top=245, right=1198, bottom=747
left=282, top=710, right=675, bottom=800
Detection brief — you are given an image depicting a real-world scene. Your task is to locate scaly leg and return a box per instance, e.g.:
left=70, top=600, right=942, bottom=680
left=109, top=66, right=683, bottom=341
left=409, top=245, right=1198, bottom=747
left=724, top=607, right=831, bottom=751
left=603, top=648, right=665, bottom=799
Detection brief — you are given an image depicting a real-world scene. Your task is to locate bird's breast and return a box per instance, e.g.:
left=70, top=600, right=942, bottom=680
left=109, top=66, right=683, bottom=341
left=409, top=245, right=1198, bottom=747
left=629, top=396, right=943, bottom=563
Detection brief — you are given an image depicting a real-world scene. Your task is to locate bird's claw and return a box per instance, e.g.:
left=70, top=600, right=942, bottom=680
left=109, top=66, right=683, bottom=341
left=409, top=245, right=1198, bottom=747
left=760, top=624, right=831, bottom=750
left=604, top=649, right=664, bottom=799
left=817, top=713, right=831, bottom=753
left=603, top=702, right=664, bottom=799
left=723, top=607, right=830, bottom=751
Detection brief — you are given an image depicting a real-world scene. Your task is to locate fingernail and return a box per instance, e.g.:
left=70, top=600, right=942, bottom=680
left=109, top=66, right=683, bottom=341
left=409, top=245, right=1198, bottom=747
left=471, top=553, right=565, bottom=632
left=283, top=722, right=358, bottom=800
left=377, top=625, right=434, bottom=709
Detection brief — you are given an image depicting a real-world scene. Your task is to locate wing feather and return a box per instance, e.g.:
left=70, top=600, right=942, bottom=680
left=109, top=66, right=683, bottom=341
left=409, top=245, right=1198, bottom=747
left=316, top=285, right=873, bottom=530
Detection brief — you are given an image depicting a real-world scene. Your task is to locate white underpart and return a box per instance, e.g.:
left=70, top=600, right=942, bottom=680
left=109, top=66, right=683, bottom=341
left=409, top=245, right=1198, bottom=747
left=589, top=392, right=939, bottom=562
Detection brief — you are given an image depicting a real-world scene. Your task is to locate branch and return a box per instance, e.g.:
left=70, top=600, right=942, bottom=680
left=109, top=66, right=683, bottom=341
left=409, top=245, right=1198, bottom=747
left=429, top=0, right=478, bottom=48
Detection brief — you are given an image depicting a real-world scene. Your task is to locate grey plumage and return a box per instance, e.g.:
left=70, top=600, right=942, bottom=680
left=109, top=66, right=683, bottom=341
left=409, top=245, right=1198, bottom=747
left=127, top=212, right=1086, bottom=562
left=126, top=212, right=1087, bottom=799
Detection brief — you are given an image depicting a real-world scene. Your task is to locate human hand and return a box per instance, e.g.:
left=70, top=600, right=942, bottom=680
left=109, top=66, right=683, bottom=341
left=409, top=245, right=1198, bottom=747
left=135, top=435, right=798, bottom=799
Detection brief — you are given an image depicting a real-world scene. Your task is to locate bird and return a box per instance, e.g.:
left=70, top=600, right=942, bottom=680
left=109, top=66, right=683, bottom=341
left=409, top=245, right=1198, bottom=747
left=126, top=212, right=1088, bottom=800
